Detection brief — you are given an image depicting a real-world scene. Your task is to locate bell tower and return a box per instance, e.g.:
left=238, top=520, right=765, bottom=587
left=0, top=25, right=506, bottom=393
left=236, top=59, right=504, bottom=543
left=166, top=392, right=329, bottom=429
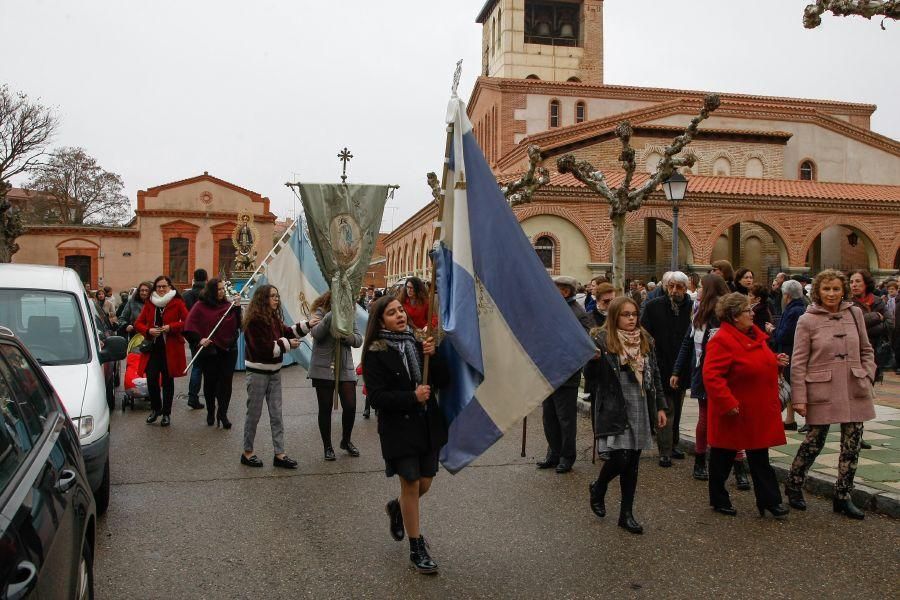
left=477, top=0, right=603, bottom=84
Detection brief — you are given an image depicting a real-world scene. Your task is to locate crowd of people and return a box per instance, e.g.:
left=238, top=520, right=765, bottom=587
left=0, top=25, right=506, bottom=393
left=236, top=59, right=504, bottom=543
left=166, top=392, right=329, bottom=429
left=90, top=261, right=896, bottom=574
left=560, top=260, right=894, bottom=535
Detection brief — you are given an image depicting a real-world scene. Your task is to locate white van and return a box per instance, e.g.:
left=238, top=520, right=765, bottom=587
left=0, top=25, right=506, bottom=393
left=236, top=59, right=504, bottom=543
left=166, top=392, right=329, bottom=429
left=0, top=264, right=126, bottom=513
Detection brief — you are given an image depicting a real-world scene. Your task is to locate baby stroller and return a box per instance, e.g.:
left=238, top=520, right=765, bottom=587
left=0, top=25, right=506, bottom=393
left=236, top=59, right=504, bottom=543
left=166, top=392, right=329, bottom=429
left=121, top=334, right=152, bottom=412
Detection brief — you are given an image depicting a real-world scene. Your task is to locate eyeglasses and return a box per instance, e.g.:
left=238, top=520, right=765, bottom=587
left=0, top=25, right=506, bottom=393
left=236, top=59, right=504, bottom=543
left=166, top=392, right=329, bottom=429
left=155, top=284, right=169, bottom=290
left=620, top=312, right=638, bottom=318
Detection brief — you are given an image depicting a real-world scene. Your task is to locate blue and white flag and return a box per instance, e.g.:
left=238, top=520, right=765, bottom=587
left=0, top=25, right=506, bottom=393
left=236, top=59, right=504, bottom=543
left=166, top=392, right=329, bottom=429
left=434, top=94, right=597, bottom=474
left=238, top=220, right=367, bottom=370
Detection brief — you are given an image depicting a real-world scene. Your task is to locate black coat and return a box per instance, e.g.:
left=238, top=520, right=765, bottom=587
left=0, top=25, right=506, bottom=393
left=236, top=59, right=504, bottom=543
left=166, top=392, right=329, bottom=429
left=590, top=331, right=667, bottom=438
left=672, top=316, right=721, bottom=399
left=363, top=340, right=449, bottom=460
left=640, top=294, right=693, bottom=383
left=558, top=296, right=595, bottom=388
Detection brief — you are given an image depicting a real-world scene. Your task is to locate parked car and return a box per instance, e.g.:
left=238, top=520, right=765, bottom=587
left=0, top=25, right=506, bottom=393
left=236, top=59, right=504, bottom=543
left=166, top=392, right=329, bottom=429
left=0, top=264, right=126, bottom=515
left=0, top=324, right=96, bottom=599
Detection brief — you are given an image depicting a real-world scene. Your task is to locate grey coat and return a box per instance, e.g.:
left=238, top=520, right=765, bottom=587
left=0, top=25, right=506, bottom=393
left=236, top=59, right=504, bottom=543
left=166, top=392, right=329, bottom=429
left=307, top=308, right=362, bottom=381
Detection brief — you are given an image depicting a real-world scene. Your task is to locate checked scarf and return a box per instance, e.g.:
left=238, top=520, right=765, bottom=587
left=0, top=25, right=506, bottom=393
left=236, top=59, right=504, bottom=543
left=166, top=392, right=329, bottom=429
left=380, top=328, right=423, bottom=385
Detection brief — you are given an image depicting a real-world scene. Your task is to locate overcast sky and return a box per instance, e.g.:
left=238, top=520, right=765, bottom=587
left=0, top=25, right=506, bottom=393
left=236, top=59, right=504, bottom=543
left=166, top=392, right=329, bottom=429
left=3, top=0, right=898, bottom=229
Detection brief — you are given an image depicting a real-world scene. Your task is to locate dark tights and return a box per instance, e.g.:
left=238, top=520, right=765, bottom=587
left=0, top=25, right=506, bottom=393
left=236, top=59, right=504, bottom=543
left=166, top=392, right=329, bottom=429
left=315, top=382, right=357, bottom=449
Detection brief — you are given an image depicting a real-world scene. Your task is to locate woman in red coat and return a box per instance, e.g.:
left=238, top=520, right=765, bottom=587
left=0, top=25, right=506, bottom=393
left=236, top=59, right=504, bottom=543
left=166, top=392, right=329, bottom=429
left=703, top=292, right=790, bottom=518
left=134, top=275, right=188, bottom=426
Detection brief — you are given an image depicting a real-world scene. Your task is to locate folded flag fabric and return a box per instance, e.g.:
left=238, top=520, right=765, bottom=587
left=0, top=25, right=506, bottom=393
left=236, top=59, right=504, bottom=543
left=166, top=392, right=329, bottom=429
left=435, top=94, right=597, bottom=474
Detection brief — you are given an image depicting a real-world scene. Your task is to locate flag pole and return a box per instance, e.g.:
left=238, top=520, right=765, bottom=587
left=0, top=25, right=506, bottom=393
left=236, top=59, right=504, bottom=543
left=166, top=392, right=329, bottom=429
left=421, top=123, right=453, bottom=385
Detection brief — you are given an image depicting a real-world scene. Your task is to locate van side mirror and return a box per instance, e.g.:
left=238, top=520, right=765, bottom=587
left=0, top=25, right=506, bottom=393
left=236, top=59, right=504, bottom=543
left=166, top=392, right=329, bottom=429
left=100, top=335, right=127, bottom=363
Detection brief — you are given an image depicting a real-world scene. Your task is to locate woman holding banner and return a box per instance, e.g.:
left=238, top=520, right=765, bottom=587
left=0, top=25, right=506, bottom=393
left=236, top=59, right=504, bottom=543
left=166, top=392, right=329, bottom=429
left=184, top=279, right=242, bottom=428
left=362, top=296, right=448, bottom=574
left=309, top=291, right=363, bottom=460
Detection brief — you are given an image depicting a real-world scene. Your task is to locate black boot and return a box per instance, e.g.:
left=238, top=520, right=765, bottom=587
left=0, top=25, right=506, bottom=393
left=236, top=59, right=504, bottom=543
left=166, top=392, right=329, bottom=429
left=409, top=536, right=438, bottom=574
left=617, top=450, right=643, bottom=534
left=733, top=460, right=752, bottom=491
left=784, top=486, right=806, bottom=511
left=385, top=499, right=404, bottom=541
left=589, top=451, right=623, bottom=518
left=146, top=410, right=160, bottom=424
left=833, top=497, right=865, bottom=520
left=692, top=453, right=709, bottom=481
left=217, top=398, right=232, bottom=429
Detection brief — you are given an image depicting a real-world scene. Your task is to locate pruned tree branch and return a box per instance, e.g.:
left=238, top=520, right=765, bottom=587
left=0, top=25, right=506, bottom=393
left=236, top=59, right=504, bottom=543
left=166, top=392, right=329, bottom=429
left=804, top=0, right=900, bottom=28
left=502, top=144, right=550, bottom=206
left=556, top=94, right=720, bottom=293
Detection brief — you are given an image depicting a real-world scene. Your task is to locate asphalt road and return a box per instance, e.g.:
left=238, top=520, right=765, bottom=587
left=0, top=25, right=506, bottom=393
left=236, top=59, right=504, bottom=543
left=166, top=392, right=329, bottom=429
left=95, top=366, right=899, bottom=600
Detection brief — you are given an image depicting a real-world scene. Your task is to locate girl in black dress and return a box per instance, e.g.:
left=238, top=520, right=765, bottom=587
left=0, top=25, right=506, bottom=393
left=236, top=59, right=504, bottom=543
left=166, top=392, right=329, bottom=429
left=362, top=296, right=448, bottom=574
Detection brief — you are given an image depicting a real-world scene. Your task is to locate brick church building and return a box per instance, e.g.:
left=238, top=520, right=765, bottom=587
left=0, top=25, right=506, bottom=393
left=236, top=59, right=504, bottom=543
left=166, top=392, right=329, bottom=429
left=383, top=0, right=900, bottom=286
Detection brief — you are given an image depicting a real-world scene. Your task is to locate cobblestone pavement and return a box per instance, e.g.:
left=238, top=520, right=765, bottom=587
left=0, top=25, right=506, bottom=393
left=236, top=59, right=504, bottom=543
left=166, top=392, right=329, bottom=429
left=95, top=366, right=899, bottom=600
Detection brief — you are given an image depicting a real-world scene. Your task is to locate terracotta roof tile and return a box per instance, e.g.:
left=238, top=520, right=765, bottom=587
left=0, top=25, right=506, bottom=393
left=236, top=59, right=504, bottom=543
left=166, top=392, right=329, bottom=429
left=500, top=172, right=900, bottom=203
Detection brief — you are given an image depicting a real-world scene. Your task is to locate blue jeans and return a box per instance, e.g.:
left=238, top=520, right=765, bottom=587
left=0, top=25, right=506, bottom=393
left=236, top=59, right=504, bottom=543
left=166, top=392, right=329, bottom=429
left=188, top=355, right=203, bottom=402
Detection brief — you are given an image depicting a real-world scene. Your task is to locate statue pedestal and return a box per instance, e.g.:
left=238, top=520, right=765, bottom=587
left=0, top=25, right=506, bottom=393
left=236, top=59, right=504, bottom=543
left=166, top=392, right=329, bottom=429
left=230, top=270, right=255, bottom=293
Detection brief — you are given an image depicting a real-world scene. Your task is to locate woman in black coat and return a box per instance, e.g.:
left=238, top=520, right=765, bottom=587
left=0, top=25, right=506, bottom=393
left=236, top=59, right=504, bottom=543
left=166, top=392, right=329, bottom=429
left=362, top=296, right=448, bottom=575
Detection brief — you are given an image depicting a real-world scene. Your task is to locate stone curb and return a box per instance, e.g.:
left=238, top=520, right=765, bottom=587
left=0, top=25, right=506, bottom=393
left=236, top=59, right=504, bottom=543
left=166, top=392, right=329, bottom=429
left=576, top=399, right=899, bottom=519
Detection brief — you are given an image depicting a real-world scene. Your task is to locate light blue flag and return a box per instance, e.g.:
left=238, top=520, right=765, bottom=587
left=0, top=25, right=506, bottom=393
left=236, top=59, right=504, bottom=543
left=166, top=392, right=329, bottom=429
left=236, top=220, right=368, bottom=370
left=434, top=93, right=597, bottom=474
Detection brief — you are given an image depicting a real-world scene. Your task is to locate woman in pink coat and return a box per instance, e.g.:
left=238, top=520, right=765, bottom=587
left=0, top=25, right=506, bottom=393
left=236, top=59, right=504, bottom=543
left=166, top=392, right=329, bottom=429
left=785, top=269, right=876, bottom=520
left=702, top=293, right=790, bottom=518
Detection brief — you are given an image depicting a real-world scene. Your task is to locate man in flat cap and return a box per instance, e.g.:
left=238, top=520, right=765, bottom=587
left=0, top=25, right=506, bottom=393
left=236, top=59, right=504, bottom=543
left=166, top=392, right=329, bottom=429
left=538, top=275, right=595, bottom=473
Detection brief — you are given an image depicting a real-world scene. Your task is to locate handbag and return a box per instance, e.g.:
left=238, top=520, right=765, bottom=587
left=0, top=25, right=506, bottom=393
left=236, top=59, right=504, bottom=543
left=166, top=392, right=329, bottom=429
left=777, top=372, right=791, bottom=411
left=138, top=337, right=155, bottom=353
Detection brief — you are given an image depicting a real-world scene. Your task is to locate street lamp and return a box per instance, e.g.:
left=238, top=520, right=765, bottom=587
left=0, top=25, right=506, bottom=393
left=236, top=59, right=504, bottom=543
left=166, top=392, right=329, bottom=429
left=663, top=171, right=689, bottom=271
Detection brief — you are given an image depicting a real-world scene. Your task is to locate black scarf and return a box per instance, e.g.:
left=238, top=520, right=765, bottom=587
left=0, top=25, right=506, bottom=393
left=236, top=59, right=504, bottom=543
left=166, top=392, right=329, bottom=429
left=379, top=328, right=423, bottom=385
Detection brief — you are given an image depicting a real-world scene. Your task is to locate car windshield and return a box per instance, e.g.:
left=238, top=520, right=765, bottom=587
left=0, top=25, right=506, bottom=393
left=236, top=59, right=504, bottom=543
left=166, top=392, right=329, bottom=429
left=0, top=289, right=90, bottom=366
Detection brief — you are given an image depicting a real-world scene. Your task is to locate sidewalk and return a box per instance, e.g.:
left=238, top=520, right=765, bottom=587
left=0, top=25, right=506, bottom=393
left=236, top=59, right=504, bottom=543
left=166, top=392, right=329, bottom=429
left=579, top=372, right=900, bottom=517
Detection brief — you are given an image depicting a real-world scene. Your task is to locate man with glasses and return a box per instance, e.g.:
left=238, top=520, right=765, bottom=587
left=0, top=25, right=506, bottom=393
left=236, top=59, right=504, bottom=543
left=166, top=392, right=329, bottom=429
left=537, top=275, right=595, bottom=474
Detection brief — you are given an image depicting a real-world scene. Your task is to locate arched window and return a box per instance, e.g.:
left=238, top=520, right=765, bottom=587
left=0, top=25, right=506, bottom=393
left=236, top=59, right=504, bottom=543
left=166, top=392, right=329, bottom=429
left=713, top=157, right=732, bottom=177
left=491, top=18, right=496, bottom=55
left=745, top=157, right=764, bottom=178
left=526, top=74, right=541, bottom=80
left=567, top=76, right=582, bottom=83
left=549, top=99, right=560, bottom=128
left=575, top=101, right=586, bottom=124
left=534, top=236, right=555, bottom=270
left=496, top=8, right=502, bottom=50
left=799, top=160, right=816, bottom=181
left=168, top=238, right=189, bottom=284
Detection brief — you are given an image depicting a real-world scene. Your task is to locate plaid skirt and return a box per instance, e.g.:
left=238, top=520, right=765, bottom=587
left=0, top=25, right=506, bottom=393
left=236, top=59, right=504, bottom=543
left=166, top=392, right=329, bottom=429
left=596, top=369, right=654, bottom=451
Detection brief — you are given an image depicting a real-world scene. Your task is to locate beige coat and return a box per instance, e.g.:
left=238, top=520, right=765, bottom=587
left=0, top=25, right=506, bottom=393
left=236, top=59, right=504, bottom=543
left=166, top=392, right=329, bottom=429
left=790, top=302, right=876, bottom=425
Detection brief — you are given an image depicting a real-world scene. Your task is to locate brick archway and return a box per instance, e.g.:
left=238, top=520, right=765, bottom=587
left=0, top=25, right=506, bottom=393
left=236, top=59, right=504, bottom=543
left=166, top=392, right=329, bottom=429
left=627, top=206, right=700, bottom=265
left=56, top=238, right=100, bottom=290
left=800, top=217, right=883, bottom=271
left=704, top=213, right=792, bottom=267
left=514, top=204, right=603, bottom=261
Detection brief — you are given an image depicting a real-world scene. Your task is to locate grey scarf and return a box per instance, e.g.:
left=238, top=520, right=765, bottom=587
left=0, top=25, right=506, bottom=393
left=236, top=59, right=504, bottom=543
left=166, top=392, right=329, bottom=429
left=379, top=328, right=423, bottom=385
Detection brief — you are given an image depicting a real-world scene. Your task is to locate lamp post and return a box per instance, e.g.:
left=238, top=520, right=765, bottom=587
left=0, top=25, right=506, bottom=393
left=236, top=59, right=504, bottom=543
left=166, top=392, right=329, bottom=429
left=663, top=172, right=688, bottom=272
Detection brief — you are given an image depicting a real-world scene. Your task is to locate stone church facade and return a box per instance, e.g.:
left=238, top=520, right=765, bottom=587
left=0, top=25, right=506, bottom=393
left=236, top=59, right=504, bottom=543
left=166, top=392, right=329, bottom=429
left=383, top=0, right=900, bottom=285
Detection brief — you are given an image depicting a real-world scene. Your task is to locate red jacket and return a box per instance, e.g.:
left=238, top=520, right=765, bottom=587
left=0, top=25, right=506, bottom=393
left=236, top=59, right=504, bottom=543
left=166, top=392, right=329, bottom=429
left=702, top=322, right=786, bottom=450
left=134, top=296, right=189, bottom=377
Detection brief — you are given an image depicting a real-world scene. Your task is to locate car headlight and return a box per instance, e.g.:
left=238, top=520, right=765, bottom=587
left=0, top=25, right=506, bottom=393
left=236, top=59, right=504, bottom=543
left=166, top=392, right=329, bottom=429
left=72, top=416, right=94, bottom=439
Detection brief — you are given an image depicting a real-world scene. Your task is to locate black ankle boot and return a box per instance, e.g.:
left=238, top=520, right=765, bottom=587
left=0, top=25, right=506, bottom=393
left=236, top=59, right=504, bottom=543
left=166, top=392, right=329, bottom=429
left=146, top=410, right=160, bottom=424
left=618, top=450, right=643, bottom=534
left=589, top=481, right=607, bottom=518
left=692, top=453, right=709, bottom=481
left=733, top=460, right=751, bottom=491
left=409, top=536, right=438, bottom=574
left=833, top=497, right=865, bottom=520
left=785, top=486, right=806, bottom=511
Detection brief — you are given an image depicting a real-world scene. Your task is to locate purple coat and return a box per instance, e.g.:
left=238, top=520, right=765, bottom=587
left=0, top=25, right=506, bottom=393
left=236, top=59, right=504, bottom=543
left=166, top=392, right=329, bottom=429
left=790, top=302, right=876, bottom=425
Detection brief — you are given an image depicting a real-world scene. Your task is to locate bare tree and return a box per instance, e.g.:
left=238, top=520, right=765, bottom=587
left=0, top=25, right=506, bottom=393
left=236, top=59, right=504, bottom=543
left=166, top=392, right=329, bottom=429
left=27, top=147, right=130, bottom=225
left=555, top=94, right=720, bottom=293
left=502, top=145, right=550, bottom=206
left=804, top=0, right=900, bottom=28
left=0, top=84, right=58, bottom=262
